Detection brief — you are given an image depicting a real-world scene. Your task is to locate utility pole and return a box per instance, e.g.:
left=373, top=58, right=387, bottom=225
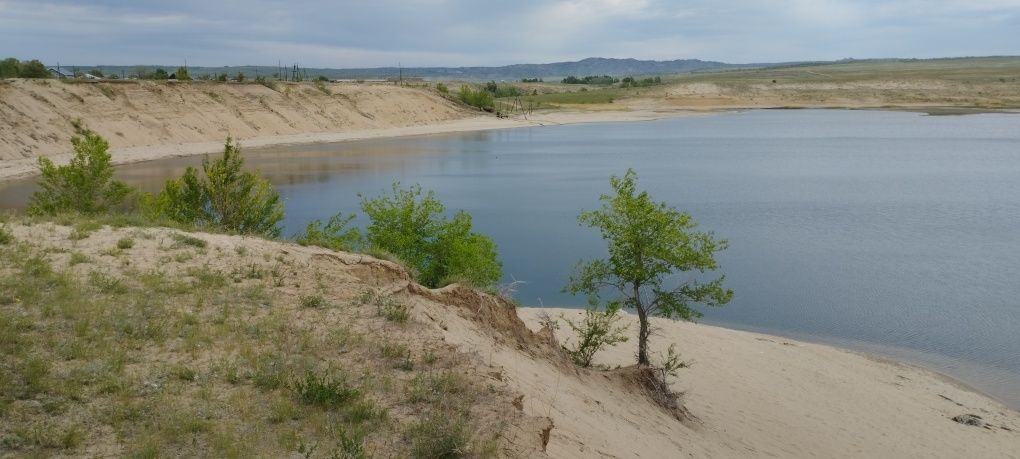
left=398, top=62, right=403, bottom=86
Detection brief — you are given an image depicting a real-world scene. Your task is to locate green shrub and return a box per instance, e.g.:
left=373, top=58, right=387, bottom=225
left=436, top=83, right=449, bottom=94
left=116, top=237, right=134, bottom=249
left=563, top=303, right=629, bottom=367
left=27, top=130, right=133, bottom=216
left=360, top=183, right=501, bottom=288
left=295, top=212, right=361, bottom=251
left=457, top=85, right=494, bottom=110
left=148, top=137, right=283, bottom=237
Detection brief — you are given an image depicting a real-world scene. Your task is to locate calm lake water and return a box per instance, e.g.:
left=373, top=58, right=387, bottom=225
left=2, top=109, right=1019, bottom=408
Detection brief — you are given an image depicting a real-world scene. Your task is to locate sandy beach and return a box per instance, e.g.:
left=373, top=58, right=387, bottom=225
left=510, top=308, right=1020, bottom=458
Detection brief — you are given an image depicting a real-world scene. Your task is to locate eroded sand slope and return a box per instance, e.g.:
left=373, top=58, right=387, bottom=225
left=0, top=79, right=470, bottom=162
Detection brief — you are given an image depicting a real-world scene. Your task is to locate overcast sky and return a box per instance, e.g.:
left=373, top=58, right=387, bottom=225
left=2, top=0, right=1018, bottom=67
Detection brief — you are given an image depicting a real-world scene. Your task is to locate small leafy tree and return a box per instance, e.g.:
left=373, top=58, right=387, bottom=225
left=360, top=184, right=501, bottom=288
left=175, top=66, right=191, bottom=81
left=566, top=169, right=732, bottom=365
left=563, top=303, right=629, bottom=367
left=27, top=130, right=132, bottom=215
left=150, top=137, right=283, bottom=237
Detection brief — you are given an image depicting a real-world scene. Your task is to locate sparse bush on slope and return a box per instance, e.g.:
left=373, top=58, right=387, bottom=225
left=563, top=303, right=629, bottom=368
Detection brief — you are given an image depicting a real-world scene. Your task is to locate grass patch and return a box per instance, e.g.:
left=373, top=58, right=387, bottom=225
left=377, top=297, right=410, bottom=323
left=299, top=294, right=327, bottom=308
left=171, top=233, right=207, bottom=248
left=69, top=252, right=90, bottom=265
left=88, top=271, right=128, bottom=294
left=407, top=371, right=468, bottom=405
left=292, top=370, right=361, bottom=409
left=116, top=237, right=134, bottom=249
left=407, top=413, right=471, bottom=459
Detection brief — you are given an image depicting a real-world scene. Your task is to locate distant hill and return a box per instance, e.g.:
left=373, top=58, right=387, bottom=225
left=79, top=57, right=770, bottom=82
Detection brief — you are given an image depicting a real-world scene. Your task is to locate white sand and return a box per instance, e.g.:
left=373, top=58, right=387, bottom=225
left=501, top=308, right=1020, bottom=458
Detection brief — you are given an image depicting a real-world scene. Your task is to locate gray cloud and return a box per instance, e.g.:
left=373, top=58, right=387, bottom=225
left=1, top=0, right=1018, bottom=67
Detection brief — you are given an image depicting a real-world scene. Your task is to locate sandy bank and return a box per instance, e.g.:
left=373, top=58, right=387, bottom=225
left=512, top=308, right=1019, bottom=458
left=0, top=78, right=706, bottom=182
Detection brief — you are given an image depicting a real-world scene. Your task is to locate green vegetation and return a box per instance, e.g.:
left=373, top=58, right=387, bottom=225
left=566, top=169, right=732, bottom=365
left=563, top=304, right=629, bottom=368
left=174, top=66, right=191, bottom=81
left=299, top=294, right=327, bottom=309
left=458, top=85, right=494, bottom=110
left=0, top=57, right=49, bottom=78
left=435, top=82, right=449, bottom=93
left=483, top=81, right=521, bottom=98
left=519, top=90, right=618, bottom=105
left=128, top=67, right=172, bottom=80
left=27, top=130, right=132, bottom=216
left=148, top=137, right=284, bottom=237
left=0, top=226, right=13, bottom=245
left=295, top=212, right=360, bottom=251
left=292, top=370, right=361, bottom=409
left=2, top=129, right=518, bottom=456
left=0, top=224, right=505, bottom=456
left=620, top=76, right=662, bottom=88
left=408, top=413, right=471, bottom=458
left=360, top=183, right=501, bottom=288
left=562, top=75, right=619, bottom=85
left=520, top=78, right=543, bottom=83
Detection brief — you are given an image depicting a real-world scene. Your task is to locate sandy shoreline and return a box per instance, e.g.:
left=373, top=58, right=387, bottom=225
left=0, top=108, right=704, bottom=183
left=514, top=308, right=1020, bottom=458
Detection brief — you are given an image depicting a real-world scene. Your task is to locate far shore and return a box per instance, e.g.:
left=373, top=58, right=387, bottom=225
left=4, top=103, right=1016, bottom=184
left=0, top=108, right=704, bottom=183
